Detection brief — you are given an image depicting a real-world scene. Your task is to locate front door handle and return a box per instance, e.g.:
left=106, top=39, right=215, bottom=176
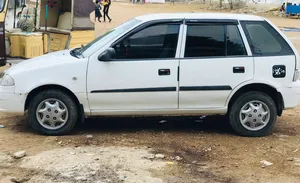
left=158, top=69, right=170, bottom=76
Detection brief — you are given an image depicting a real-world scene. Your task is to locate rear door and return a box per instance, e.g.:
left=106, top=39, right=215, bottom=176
left=179, top=20, right=254, bottom=109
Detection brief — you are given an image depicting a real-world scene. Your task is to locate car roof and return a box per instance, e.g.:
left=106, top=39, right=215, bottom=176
left=135, top=13, right=265, bottom=22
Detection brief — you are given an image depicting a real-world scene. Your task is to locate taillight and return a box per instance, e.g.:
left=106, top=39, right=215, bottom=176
left=293, top=69, right=299, bottom=81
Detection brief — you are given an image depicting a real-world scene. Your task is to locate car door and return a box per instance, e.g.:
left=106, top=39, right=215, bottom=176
left=179, top=20, right=254, bottom=109
left=87, top=21, right=183, bottom=113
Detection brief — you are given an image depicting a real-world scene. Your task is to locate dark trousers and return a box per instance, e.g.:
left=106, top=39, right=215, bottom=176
left=95, top=10, right=102, bottom=22
left=103, top=5, right=111, bottom=22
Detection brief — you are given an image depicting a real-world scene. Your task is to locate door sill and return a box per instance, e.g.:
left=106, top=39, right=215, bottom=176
left=89, top=108, right=227, bottom=117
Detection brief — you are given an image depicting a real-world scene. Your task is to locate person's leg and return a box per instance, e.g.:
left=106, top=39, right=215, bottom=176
left=106, top=6, right=111, bottom=22
left=103, top=7, right=107, bottom=22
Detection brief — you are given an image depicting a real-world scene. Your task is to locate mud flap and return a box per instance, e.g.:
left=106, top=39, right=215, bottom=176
left=79, top=104, right=86, bottom=125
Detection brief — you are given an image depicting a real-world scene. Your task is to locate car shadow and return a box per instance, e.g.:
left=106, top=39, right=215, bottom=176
left=73, top=115, right=234, bottom=135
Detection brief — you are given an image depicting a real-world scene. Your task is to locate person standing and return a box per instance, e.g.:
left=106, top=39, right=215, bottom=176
left=103, top=0, right=112, bottom=22
left=95, top=0, right=102, bottom=22
left=280, top=3, right=286, bottom=12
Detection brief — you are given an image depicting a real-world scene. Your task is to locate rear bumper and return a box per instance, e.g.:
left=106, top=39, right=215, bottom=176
left=278, top=81, right=300, bottom=109
left=0, top=86, right=25, bottom=114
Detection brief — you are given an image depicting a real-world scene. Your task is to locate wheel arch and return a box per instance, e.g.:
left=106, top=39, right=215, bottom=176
left=24, top=84, right=81, bottom=111
left=227, top=83, right=284, bottom=116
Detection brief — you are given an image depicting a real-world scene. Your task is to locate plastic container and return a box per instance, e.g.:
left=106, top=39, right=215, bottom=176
left=9, top=32, right=44, bottom=58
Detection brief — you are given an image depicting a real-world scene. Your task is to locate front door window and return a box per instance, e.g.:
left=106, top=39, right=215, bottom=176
left=113, top=23, right=180, bottom=60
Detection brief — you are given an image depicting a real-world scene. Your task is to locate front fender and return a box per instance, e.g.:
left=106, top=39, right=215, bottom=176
left=12, top=61, right=88, bottom=95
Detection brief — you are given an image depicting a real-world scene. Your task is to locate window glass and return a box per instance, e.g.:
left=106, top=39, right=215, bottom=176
left=81, top=18, right=142, bottom=57
left=246, top=24, right=281, bottom=54
left=185, top=25, right=226, bottom=57
left=226, top=25, right=247, bottom=56
left=113, top=24, right=180, bottom=59
left=241, top=21, right=294, bottom=56
left=0, top=0, right=6, bottom=12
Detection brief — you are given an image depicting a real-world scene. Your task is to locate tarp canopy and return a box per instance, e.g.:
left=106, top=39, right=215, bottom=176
left=38, top=0, right=94, bottom=31
left=74, top=0, right=94, bottom=17
left=73, top=0, right=94, bottom=30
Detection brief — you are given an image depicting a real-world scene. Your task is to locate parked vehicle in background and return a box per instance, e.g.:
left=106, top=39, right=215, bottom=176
left=0, top=13, right=300, bottom=137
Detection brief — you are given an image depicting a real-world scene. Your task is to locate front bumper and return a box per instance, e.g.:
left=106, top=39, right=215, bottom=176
left=278, top=80, right=300, bottom=109
left=0, top=86, right=25, bottom=114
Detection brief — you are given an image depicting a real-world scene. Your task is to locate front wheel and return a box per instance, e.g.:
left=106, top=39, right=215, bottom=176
left=28, top=90, right=78, bottom=135
left=229, top=91, right=277, bottom=137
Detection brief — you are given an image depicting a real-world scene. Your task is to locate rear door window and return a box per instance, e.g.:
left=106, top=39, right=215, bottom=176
left=226, top=25, right=247, bottom=56
left=241, top=21, right=294, bottom=56
left=184, top=24, right=247, bottom=58
left=185, top=24, right=226, bottom=57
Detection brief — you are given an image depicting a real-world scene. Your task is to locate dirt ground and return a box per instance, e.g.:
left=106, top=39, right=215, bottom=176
left=1, top=3, right=300, bottom=183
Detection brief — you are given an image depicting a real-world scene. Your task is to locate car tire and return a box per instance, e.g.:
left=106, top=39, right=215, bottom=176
left=28, top=89, right=78, bottom=135
left=229, top=91, right=277, bottom=137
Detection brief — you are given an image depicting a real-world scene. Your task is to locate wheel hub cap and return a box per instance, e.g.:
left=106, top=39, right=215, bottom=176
left=36, top=99, right=69, bottom=130
left=239, top=100, right=270, bottom=131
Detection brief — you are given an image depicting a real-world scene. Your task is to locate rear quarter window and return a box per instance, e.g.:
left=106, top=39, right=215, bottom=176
left=241, top=21, right=294, bottom=56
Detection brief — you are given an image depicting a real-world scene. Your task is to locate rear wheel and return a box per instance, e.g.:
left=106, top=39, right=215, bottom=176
left=28, top=90, right=78, bottom=135
left=229, top=91, right=277, bottom=137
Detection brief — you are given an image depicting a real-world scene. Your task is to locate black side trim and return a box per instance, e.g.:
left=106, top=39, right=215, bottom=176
left=180, top=86, right=232, bottom=91
left=91, top=87, right=177, bottom=93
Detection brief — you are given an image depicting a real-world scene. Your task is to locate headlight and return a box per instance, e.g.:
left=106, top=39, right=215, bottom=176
left=0, top=74, right=15, bottom=86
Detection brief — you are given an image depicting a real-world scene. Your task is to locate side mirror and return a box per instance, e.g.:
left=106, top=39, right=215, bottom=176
left=98, top=48, right=116, bottom=62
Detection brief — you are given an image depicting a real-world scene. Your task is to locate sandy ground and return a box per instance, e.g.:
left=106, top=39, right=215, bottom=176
left=1, top=3, right=300, bottom=183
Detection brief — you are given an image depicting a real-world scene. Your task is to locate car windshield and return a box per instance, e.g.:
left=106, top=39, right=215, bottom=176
left=0, top=0, right=6, bottom=12
left=78, top=18, right=142, bottom=57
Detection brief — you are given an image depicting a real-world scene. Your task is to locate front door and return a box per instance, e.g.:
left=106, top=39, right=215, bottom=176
left=179, top=21, right=254, bottom=109
left=87, top=21, right=182, bottom=112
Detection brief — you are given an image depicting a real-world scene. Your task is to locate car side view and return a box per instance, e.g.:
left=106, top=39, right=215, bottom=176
left=0, top=13, right=300, bottom=137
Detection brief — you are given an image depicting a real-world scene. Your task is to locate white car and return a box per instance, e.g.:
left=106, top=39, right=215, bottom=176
left=1, top=13, right=300, bottom=136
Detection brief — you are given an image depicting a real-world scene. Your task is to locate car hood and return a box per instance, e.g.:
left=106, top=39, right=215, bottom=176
left=5, top=50, right=78, bottom=75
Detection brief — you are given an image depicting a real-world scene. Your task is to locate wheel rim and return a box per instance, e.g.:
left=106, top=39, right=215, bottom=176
left=36, top=98, right=69, bottom=130
left=239, top=100, right=270, bottom=131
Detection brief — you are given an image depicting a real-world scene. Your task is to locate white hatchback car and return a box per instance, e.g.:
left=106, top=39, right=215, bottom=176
left=1, top=13, right=300, bottom=136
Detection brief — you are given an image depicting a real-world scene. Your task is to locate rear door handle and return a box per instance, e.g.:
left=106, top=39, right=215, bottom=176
left=233, top=66, right=245, bottom=73
left=158, top=69, right=170, bottom=76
